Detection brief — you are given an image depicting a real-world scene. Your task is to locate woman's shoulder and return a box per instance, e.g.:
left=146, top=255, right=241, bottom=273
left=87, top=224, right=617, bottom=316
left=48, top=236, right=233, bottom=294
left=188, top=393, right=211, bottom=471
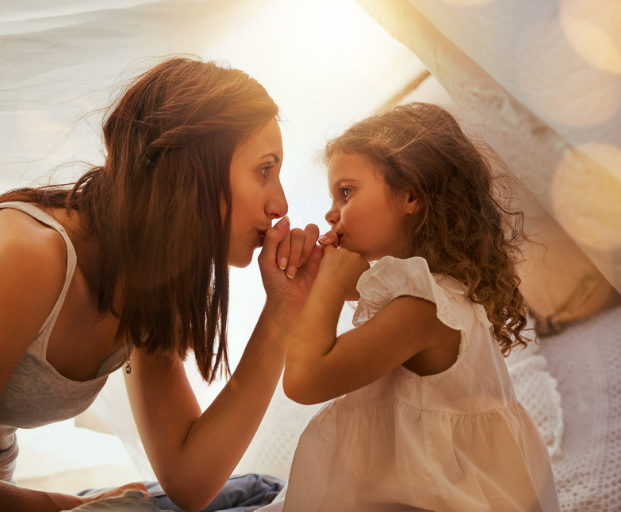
left=0, top=207, right=69, bottom=393
left=0, top=206, right=67, bottom=298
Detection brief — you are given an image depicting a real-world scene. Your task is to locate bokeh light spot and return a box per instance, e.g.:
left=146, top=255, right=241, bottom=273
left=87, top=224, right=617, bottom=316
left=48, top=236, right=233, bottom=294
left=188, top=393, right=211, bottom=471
left=515, top=16, right=621, bottom=127
left=552, top=143, right=621, bottom=251
left=561, top=0, right=621, bottom=75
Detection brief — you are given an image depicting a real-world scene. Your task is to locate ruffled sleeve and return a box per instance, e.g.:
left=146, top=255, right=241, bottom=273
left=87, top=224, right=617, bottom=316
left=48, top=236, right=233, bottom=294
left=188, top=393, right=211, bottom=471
left=353, top=256, right=492, bottom=335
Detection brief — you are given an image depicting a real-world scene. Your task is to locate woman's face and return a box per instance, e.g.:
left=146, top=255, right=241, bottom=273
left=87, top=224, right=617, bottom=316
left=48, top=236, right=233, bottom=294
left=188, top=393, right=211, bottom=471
left=228, top=118, right=288, bottom=267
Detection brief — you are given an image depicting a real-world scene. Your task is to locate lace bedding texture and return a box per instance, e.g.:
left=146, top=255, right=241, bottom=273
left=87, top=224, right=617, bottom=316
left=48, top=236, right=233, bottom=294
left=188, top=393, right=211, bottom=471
left=508, top=305, right=621, bottom=511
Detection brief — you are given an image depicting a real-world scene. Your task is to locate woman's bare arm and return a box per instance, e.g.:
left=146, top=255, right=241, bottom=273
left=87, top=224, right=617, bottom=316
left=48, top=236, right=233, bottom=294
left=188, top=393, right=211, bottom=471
left=125, top=219, right=322, bottom=512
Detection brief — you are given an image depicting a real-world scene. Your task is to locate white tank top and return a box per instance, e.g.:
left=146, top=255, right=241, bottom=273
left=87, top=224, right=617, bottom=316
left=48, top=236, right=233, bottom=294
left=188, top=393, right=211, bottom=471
left=0, top=201, right=128, bottom=483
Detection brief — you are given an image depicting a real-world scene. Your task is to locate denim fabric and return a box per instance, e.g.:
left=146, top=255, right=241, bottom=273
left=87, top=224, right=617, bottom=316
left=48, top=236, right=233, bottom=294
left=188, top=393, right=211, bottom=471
left=78, top=474, right=285, bottom=512
left=148, top=474, right=284, bottom=512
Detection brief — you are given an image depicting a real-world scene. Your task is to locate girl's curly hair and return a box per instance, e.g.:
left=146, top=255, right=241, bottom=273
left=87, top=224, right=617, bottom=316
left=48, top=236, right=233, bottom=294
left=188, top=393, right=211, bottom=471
left=325, top=102, right=528, bottom=354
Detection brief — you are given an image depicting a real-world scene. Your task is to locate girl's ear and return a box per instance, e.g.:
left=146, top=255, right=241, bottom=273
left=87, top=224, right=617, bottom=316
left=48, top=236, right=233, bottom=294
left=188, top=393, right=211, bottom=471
left=404, top=191, right=419, bottom=214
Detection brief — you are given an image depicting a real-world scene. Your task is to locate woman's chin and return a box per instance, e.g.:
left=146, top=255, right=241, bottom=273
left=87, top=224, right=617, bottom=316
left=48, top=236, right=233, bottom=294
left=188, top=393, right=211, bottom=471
left=228, top=249, right=255, bottom=268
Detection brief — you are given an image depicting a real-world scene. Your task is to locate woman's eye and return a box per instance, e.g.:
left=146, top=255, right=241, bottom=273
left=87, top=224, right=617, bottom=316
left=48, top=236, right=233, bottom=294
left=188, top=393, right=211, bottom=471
left=260, top=165, right=272, bottom=178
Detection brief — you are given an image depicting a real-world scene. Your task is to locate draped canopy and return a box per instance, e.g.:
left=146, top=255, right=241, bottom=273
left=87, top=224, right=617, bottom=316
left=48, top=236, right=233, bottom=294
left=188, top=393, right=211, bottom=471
left=2, top=0, right=619, bottom=486
left=357, top=0, right=621, bottom=327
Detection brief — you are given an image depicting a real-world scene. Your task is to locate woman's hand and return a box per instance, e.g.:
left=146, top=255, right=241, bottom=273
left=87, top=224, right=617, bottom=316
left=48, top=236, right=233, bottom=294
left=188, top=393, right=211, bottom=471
left=275, top=221, right=320, bottom=280
left=74, top=483, right=149, bottom=508
left=258, top=217, right=322, bottom=319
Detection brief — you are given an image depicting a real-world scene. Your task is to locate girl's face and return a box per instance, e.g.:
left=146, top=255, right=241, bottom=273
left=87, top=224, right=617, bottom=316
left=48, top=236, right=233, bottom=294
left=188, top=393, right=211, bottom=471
left=228, top=118, right=288, bottom=267
left=325, top=151, right=416, bottom=262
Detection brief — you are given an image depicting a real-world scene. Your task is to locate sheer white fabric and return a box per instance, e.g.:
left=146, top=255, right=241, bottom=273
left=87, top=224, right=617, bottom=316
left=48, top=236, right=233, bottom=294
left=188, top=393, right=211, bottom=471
left=356, top=0, right=621, bottom=296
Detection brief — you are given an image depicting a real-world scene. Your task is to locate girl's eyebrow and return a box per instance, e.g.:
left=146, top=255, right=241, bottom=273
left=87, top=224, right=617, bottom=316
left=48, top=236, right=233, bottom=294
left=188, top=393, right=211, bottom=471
left=328, top=178, right=359, bottom=198
left=333, top=178, right=358, bottom=187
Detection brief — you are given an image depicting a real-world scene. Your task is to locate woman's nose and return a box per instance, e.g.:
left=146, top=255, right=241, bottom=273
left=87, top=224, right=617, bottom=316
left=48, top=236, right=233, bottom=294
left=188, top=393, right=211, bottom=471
left=266, top=181, right=288, bottom=220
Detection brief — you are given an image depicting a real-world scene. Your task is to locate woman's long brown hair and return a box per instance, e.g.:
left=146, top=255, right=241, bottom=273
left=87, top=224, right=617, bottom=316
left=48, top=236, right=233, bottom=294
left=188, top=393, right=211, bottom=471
left=1, top=57, right=279, bottom=381
left=326, top=103, right=528, bottom=354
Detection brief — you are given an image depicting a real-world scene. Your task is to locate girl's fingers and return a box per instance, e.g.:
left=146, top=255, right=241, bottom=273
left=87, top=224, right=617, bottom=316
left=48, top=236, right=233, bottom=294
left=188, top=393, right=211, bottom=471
left=317, top=230, right=339, bottom=247
left=299, top=224, right=320, bottom=266
left=258, top=216, right=290, bottom=269
left=285, top=228, right=305, bottom=278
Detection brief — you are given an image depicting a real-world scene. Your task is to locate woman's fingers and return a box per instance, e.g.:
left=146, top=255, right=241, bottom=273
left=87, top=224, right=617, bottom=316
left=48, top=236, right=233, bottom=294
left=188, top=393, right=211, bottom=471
left=82, top=482, right=149, bottom=505
left=275, top=228, right=291, bottom=271
left=285, top=228, right=306, bottom=278
left=258, top=216, right=290, bottom=270
left=300, top=224, right=320, bottom=266
left=272, top=222, right=320, bottom=278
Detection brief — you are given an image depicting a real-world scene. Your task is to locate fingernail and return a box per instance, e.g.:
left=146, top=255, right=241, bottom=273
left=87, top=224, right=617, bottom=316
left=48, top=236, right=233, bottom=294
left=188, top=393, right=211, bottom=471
left=286, top=266, right=296, bottom=279
left=277, top=216, right=290, bottom=229
left=279, top=257, right=287, bottom=270
left=318, top=235, right=328, bottom=244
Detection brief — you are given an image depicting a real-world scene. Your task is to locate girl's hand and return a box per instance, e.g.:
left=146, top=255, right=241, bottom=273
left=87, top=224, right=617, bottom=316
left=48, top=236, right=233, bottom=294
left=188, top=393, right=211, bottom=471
left=319, top=245, right=369, bottom=301
left=317, top=230, right=340, bottom=248
left=258, top=217, right=322, bottom=324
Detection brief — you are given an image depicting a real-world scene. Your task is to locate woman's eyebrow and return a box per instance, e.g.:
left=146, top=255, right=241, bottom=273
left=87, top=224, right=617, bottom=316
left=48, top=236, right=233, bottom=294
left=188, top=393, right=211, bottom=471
left=260, top=153, right=281, bottom=164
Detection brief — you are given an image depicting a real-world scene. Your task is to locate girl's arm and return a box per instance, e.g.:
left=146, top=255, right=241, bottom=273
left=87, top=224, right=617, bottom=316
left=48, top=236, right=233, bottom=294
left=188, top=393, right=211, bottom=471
left=124, top=219, right=322, bottom=512
left=283, top=245, right=460, bottom=405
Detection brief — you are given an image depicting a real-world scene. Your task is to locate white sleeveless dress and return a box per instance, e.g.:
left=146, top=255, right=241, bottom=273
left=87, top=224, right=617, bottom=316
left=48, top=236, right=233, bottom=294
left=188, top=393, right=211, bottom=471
left=267, top=256, right=560, bottom=512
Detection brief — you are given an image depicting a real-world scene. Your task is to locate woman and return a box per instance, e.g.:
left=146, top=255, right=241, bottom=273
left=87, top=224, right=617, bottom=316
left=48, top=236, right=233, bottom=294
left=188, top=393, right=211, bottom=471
left=0, top=57, right=321, bottom=512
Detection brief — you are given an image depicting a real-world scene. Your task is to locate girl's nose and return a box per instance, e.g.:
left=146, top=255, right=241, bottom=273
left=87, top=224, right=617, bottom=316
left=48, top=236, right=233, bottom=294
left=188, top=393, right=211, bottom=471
left=266, top=181, right=288, bottom=219
left=325, top=207, right=339, bottom=226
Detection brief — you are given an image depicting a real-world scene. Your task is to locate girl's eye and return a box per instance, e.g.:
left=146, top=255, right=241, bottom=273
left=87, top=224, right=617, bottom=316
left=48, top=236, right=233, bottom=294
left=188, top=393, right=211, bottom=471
left=340, top=187, right=352, bottom=199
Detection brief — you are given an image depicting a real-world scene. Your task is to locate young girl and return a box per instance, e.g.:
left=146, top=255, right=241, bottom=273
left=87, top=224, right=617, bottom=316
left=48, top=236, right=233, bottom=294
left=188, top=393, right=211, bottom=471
left=271, top=103, right=560, bottom=511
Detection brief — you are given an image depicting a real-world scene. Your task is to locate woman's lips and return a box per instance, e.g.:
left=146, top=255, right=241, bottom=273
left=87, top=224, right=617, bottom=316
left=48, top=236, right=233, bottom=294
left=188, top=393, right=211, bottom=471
left=257, top=229, right=268, bottom=246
